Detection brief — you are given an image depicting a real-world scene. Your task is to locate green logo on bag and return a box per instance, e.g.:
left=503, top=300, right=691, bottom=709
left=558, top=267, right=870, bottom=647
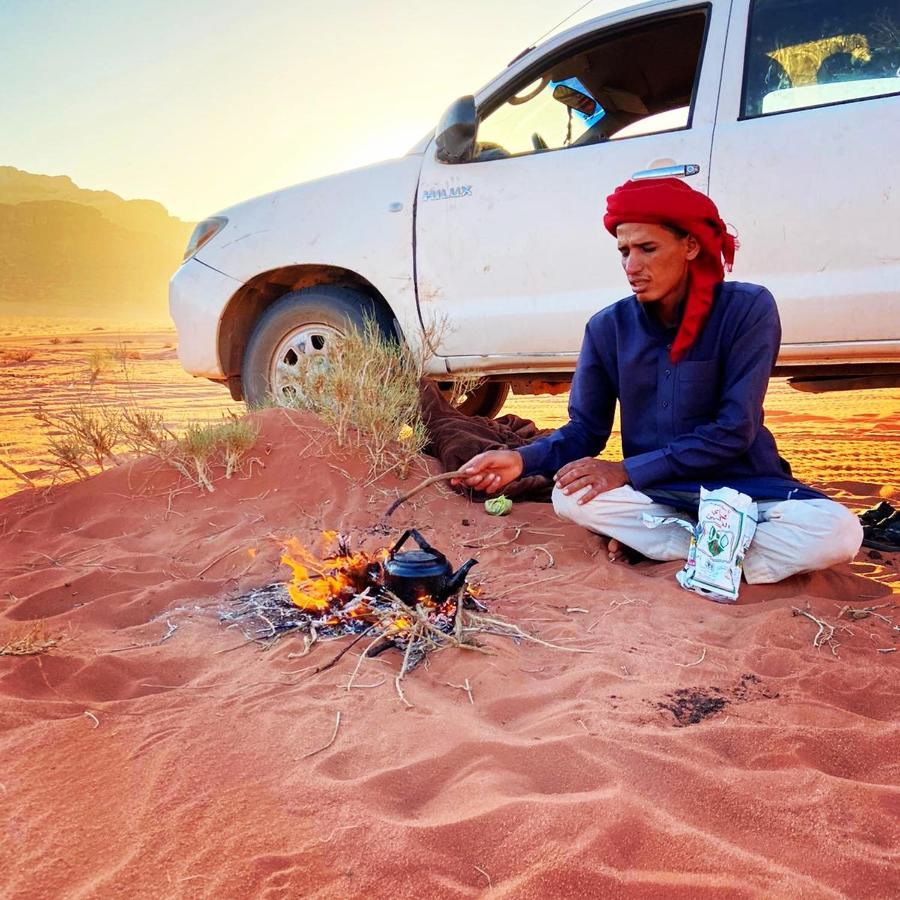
left=706, top=525, right=731, bottom=556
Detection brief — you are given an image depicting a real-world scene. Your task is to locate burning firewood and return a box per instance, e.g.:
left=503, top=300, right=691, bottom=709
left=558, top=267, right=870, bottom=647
left=220, top=532, right=595, bottom=702
left=221, top=532, right=477, bottom=664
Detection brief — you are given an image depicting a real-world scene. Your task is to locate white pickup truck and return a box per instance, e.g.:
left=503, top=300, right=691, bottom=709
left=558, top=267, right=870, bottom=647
left=170, top=0, right=900, bottom=416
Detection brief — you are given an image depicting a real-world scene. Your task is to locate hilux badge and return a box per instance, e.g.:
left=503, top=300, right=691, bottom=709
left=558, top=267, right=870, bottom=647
left=422, top=185, right=473, bottom=201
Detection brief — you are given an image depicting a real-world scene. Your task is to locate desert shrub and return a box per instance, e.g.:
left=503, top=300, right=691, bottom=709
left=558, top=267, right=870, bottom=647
left=35, top=403, right=122, bottom=473
left=34, top=401, right=258, bottom=492
left=279, top=317, right=427, bottom=478
left=119, top=406, right=171, bottom=455
left=85, top=344, right=141, bottom=387
left=177, top=417, right=259, bottom=490
left=216, top=418, right=260, bottom=478
left=1, top=349, right=36, bottom=364
left=85, top=348, right=114, bottom=385
left=80, top=345, right=140, bottom=386
left=112, top=342, right=141, bottom=364
left=45, top=433, right=93, bottom=479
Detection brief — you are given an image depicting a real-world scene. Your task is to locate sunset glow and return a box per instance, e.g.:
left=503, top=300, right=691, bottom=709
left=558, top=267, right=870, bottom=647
left=3, top=0, right=623, bottom=220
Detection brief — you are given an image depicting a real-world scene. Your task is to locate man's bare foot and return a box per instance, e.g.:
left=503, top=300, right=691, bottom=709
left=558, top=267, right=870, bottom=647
left=606, top=538, right=649, bottom=566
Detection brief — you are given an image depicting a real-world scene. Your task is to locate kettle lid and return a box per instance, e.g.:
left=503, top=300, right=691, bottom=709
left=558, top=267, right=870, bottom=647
left=385, top=549, right=450, bottom=579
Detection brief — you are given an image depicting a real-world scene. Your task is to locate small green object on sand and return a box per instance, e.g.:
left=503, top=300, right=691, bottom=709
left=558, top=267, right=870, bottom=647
left=485, top=495, right=513, bottom=516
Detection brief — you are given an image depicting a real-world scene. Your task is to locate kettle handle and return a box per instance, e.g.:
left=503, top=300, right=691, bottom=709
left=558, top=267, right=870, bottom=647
left=388, top=528, right=413, bottom=558
left=388, top=528, right=440, bottom=559
left=409, top=528, right=439, bottom=555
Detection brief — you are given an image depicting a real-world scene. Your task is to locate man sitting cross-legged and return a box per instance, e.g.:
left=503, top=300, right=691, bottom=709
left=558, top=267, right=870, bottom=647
left=454, top=178, right=862, bottom=584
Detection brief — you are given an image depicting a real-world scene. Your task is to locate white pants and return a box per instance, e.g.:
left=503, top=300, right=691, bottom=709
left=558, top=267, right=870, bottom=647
left=552, top=485, right=863, bottom=584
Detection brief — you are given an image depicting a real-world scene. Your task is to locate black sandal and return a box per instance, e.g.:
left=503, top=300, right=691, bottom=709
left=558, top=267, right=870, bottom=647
left=862, top=507, right=900, bottom=551
left=859, top=501, right=896, bottom=528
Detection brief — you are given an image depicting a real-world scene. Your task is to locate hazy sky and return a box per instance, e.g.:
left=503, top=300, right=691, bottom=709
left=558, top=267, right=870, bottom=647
left=2, top=0, right=631, bottom=221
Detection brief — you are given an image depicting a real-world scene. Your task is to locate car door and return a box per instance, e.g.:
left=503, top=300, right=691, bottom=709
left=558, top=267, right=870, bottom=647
left=709, top=0, right=900, bottom=361
left=414, top=0, right=731, bottom=368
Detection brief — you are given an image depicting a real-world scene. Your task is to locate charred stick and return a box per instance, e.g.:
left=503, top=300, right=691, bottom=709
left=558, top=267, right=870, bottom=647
left=384, top=470, right=467, bottom=517
left=312, top=624, right=377, bottom=675
left=367, top=638, right=396, bottom=658
left=454, top=589, right=467, bottom=645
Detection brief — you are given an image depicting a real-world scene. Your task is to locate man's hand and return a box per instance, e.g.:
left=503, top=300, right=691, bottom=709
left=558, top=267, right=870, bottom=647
left=451, top=450, right=524, bottom=494
left=555, top=458, right=628, bottom=505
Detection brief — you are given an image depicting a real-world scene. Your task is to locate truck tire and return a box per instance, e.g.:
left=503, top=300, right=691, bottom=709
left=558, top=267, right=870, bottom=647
left=452, top=381, right=510, bottom=418
left=241, top=286, right=395, bottom=408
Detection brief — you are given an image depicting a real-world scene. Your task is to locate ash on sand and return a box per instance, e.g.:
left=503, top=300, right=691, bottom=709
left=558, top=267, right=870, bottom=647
left=216, top=532, right=590, bottom=684
left=218, top=533, right=484, bottom=676
left=219, top=581, right=332, bottom=641
left=656, top=674, right=779, bottom=726
left=658, top=689, right=729, bottom=726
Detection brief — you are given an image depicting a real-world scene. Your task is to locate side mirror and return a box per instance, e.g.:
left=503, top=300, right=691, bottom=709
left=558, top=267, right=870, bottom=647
left=435, top=95, right=477, bottom=164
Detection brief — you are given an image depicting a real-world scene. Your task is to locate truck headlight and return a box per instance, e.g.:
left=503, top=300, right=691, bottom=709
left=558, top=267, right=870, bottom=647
left=183, top=216, right=228, bottom=261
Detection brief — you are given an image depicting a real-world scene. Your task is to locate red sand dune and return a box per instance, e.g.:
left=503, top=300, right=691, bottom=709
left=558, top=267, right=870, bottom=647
left=1, top=410, right=898, bottom=898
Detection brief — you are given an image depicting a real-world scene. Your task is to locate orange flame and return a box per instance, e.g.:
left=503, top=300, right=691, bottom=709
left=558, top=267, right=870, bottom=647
left=281, top=534, right=385, bottom=612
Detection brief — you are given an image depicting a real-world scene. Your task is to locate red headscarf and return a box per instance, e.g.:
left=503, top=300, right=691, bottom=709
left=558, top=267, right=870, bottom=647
left=603, top=177, right=736, bottom=363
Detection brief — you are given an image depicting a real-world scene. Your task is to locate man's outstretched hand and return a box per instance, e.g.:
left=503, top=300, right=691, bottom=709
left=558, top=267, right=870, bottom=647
left=555, top=458, right=628, bottom=505
left=452, top=450, right=524, bottom=494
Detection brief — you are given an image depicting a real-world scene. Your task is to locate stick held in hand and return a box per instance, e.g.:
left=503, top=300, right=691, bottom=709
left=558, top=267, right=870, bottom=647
left=384, top=469, right=468, bottom=517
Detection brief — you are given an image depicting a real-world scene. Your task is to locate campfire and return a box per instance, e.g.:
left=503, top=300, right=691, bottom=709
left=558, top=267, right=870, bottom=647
left=221, top=529, right=593, bottom=701
left=222, top=530, right=485, bottom=672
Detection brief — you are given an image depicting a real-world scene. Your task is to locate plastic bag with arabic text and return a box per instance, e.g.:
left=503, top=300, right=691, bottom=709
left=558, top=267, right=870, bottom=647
left=643, top=486, right=758, bottom=602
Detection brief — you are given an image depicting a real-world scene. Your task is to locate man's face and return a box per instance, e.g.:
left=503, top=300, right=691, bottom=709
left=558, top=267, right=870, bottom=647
left=616, top=222, right=698, bottom=304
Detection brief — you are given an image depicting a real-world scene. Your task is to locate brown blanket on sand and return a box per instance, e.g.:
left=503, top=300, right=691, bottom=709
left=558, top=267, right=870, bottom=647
left=419, top=380, right=554, bottom=502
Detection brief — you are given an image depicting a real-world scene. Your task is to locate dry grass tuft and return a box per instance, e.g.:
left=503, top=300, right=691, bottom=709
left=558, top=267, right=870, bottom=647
left=279, top=317, right=427, bottom=478
left=83, top=347, right=137, bottom=385
left=1, top=349, right=36, bottom=364
left=34, top=398, right=259, bottom=493
left=177, top=416, right=259, bottom=491
left=35, top=403, right=121, bottom=475
left=1, top=622, right=61, bottom=656
left=119, top=406, right=171, bottom=456
left=447, top=373, right=486, bottom=407
left=85, top=348, right=114, bottom=385
left=112, top=342, right=141, bottom=363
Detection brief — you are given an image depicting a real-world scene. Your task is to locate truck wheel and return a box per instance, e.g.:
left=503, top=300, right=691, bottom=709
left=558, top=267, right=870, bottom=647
left=241, top=286, right=394, bottom=407
left=452, top=381, right=510, bottom=418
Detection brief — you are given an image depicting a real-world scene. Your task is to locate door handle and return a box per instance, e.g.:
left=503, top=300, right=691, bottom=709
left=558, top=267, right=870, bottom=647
left=631, top=164, right=701, bottom=180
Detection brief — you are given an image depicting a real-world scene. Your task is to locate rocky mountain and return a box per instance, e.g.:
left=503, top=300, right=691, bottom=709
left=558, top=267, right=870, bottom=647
left=0, top=166, right=194, bottom=320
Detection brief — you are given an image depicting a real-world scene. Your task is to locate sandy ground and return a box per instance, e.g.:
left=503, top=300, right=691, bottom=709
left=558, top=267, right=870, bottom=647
left=1, top=322, right=899, bottom=898
left=0, top=318, right=243, bottom=498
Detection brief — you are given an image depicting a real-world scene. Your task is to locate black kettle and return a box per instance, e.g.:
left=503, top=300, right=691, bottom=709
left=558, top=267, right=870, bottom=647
left=383, top=529, right=477, bottom=607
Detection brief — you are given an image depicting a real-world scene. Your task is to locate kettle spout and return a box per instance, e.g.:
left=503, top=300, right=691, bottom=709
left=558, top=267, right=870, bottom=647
left=446, top=559, right=478, bottom=596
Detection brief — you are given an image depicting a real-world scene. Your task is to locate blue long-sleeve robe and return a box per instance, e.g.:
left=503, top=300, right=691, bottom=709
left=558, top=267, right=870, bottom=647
left=517, top=281, right=823, bottom=508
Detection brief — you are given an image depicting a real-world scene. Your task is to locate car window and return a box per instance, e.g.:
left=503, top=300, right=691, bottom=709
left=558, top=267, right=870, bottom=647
left=471, top=10, right=707, bottom=163
left=610, top=106, right=690, bottom=140
left=473, top=77, right=596, bottom=158
left=742, top=0, right=900, bottom=118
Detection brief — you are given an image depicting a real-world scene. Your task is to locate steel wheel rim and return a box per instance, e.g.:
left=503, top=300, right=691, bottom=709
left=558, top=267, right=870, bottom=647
left=269, top=322, right=342, bottom=404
